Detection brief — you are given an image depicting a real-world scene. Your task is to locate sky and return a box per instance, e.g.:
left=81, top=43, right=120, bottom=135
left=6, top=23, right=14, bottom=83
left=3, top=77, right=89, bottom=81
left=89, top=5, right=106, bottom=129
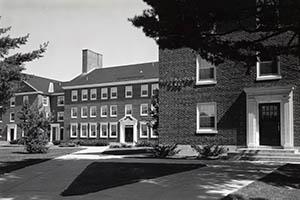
left=0, top=0, right=158, bottom=81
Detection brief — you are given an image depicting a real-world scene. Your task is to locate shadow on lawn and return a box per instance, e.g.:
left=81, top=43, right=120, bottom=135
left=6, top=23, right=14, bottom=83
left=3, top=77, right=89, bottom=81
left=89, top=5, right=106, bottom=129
left=0, top=159, right=50, bottom=175
left=61, top=162, right=204, bottom=196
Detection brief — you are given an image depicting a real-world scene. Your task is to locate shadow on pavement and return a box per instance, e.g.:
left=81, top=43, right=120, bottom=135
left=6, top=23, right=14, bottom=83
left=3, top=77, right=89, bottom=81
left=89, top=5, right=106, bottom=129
left=0, top=159, right=50, bottom=175
left=61, top=162, right=204, bottom=196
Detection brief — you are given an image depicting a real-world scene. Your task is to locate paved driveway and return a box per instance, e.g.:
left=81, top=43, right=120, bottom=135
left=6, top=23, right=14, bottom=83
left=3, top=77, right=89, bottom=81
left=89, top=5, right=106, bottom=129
left=0, top=147, right=281, bottom=200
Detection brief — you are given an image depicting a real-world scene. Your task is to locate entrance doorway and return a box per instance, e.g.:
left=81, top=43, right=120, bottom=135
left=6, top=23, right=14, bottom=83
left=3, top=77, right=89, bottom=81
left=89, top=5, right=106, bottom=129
left=50, top=124, right=60, bottom=141
left=125, top=126, right=134, bottom=143
left=259, top=103, right=281, bottom=146
left=7, top=124, right=17, bottom=141
left=10, top=128, right=16, bottom=141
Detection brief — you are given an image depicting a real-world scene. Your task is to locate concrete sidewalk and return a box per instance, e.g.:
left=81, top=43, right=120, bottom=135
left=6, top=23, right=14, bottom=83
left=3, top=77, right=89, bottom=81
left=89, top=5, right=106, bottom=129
left=0, top=147, right=282, bottom=200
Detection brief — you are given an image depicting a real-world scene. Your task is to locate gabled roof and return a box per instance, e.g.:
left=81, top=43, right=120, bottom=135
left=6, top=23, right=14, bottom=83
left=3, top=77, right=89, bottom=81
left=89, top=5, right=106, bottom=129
left=63, top=62, right=158, bottom=88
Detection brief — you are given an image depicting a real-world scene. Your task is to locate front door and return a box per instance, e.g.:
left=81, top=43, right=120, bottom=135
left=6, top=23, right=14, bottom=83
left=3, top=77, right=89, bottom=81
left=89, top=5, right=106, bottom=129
left=10, top=128, right=15, bottom=141
left=259, top=103, right=281, bottom=146
left=52, top=126, right=59, bottom=141
left=125, top=126, right=134, bottom=143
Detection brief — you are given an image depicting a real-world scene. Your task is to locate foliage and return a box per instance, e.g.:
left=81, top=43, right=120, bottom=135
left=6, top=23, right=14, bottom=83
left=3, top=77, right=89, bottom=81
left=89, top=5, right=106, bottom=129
left=58, top=142, right=76, bottom=147
left=135, top=140, right=156, bottom=147
left=17, top=104, right=51, bottom=153
left=9, top=137, right=26, bottom=145
left=130, top=0, right=300, bottom=67
left=151, top=143, right=180, bottom=158
left=52, top=140, right=61, bottom=145
left=191, top=144, right=226, bottom=159
left=147, top=88, right=159, bottom=137
left=109, top=142, right=132, bottom=149
left=70, top=139, right=109, bottom=146
left=0, top=21, right=48, bottom=107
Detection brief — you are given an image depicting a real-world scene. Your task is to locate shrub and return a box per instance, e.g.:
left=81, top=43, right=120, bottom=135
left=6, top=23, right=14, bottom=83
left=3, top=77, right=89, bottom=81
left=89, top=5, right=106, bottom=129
left=59, top=142, right=76, bottom=147
left=52, top=140, right=61, bottom=145
left=71, top=139, right=109, bottom=146
left=9, top=137, right=26, bottom=145
left=191, top=144, right=226, bottom=159
left=109, top=143, right=132, bottom=149
left=135, top=140, right=155, bottom=147
left=151, top=143, right=180, bottom=158
left=25, top=132, right=49, bottom=153
left=9, top=139, right=18, bottom=145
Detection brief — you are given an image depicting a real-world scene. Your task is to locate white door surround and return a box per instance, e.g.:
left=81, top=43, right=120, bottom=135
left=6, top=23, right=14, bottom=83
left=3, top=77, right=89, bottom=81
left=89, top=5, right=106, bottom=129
left=7, top=124, right=17, bottom=141
left=50, top=123, right=60, bottom=142
left=244, top=86, right=294, bottom=149
left=119, top=116, right=138, bottom=144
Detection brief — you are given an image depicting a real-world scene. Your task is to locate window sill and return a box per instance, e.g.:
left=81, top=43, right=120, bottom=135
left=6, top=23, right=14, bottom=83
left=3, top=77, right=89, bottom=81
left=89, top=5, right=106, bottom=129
left=100, top=135, right=108, bottom=138
left=70, top=135, right=78, bottom=138
left=80, top=136, right=88, bottom=138
left=196, top=80, right=217, bottom=86
left=256, top=75, right=282, bottom=81
left=101, top=116, right=107, bottom=118
left=81, top=116, right=88, bottom=119
left=57, top=104, right=64, bottom=107
left=196, top=130, right=218, bottom=134
left=140, top=114, right=148, bottom=117
left=89, top=136, right=97, bottom=138
left=109, top=135, right=118, bottom=138
left=140, top=135, right=149, bottom=139
left=110, top=115, right=117, bottom=118
left=90, top=116, right=96, bottom=118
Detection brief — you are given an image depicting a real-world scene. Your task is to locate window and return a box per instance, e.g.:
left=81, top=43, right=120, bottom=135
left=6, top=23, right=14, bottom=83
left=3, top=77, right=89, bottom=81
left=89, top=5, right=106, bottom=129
left=57, top=96, right=64, bottom=106
left=125, top=104, right=132, bottom=116
left=71, top=90, right=78, bottom=102
left=125, top=86, right=133, bottom=98
left=140, top=122, right=149, bottom=138
left=101, top=88, right=108, bottom=100
left=70, top=123, right=78, bottom=138
left=43, top=97, right=49, bottom=106
left=141, top=84, right=148, bottom=97
left=57, top=112, right=64, bottom=122
left=80, top=123, right=88, bottom=138
left=111, top=87, right=117, bottom=99
left=100, top=105, right=108, bottom=117
left=256, top=54, right=281, bottom=80
left=23, top=96, right=29, bottom=105
left=197, top=102, right=217, bottom=133
left=10, top=112, right=15, bottom=122
left=150, top=127, right=158, bottom=138
left=140, top=104, right=148, bottom=116
left=90, top=89, right=97, bottom=100
left=109, top=122, right=118, bottom=138
left=196, top=55, right=216, bottom=85
left=0, top=107, right=3, bottom=122
left=110, top=105, right=117, bottom=117
left=81, top=106, right=88, bottom=118
left=89, top=123, right=97, bottom=138
left=10, top=97, right=15, bottom=107
left=71, top=107, right=78, bottom=118
left=90, top=106, right=97, bottom=118
left=151, top=83, right=159, bottom=96
left=100, top=122, right=108, bottom=138
left=82, top=89, right=88, bottom=101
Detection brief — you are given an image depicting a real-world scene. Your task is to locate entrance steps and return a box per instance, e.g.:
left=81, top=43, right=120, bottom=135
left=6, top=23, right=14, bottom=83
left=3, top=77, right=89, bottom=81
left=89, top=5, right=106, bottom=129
left=227, top=148, right=300, bottom=162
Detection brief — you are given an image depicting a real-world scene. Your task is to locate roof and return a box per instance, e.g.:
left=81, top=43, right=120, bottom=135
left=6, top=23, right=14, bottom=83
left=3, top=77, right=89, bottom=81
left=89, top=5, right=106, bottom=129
left=63, top=62, right=159, bottom=88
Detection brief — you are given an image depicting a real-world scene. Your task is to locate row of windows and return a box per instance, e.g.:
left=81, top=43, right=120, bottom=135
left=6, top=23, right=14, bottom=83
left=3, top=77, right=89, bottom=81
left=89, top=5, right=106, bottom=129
left=70, top=122, right=157, bottom=139
left=196, top=55, right=281, bottom=85
left=70, top=104, right=149, bottom=119
left=71, top=83, right=159, bottom=102
left=9, top=96, right=49, bottom=107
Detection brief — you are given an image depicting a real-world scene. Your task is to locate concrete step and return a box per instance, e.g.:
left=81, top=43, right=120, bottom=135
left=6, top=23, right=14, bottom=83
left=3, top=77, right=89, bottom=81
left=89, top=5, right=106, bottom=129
left=228, top=152, right=300, bottom=157
left=237, top=148, right=298, bottom=154
left=239, top=155, right=300, bottom=163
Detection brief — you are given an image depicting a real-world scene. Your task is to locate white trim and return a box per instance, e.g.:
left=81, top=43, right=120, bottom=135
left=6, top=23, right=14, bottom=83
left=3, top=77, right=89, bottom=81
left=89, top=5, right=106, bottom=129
left=90, top=88, right=97, bottom=100
left=110, top=87, right=118, bottom=99
left=140, top=104, right=148, bottom=116
left=10, top=112, right=15, bottom=122
left=125, top=85, right=133, bottom=98
left=57, top=112, right=64, bottom=122
left=100, top=105, right=108, bottom=117
left=110, top=105, right=117, bottom=117
left=151, top=83, right=159, bottom=96
left=23, top=95, right=29, bottom=105
left=70, top=123, right=78, bottom=138
left=119, top=116, right=138, bottom=143
left=196, top=55, right=217, bottom=85
left=51, top=92, right=64, bottom=96
left=62, top=78, right=159, bottom=89
left=125, top=104, right=133, bottom=116
left=101, top=88, right=108, bottom=100
left=80, top=123, right=88, bottom=138
left=141, top=84, right=149, bottom=97
left=100, top=122, right=108, bottom=138
left=50, top=123, right=60, bottom=141
left=256, top=56, right=281, bottom=81
left=7, top=124, right=17, bottom=141
left=90, top=106, right=97, bottom=118
left=42, top=96, right=49, bottom=106
left=89, top=123, right=97, bottom=138
left=109, top=122, right=118, bottom=138
left=139, top=121, right=149, bottom=138
left=196, top=102, right=218, bottom=134
left=57, top=96, right=65, bottom=106
left=150, top=127, right=158, bottom=138
left=81, top=106, right=88, bottom=118
left=15, top=91, right=41, bottom=96
left=81, top=89, right=88, bottom=101
left=71, top=107, right=78, bottom=118
left=71, top=90, right=78, bottom=102
left=10, top=97, right=15, bottom=107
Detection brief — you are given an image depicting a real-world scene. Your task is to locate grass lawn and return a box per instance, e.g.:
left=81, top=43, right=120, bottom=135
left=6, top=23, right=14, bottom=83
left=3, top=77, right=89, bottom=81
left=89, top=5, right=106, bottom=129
left=0, top=145, right=83, bottom=175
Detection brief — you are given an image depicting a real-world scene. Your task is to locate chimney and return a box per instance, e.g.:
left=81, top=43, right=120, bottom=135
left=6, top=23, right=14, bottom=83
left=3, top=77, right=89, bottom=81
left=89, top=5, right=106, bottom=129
left=82, top=49, right=103, bottom=73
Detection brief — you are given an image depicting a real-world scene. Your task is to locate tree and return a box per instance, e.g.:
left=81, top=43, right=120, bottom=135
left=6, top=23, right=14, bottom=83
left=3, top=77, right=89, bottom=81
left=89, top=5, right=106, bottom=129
left=148, top=89, right=159, bottom=138
left=18, top=103, right=51, bottom=153
left=0, top=20, right=48, bottom=108
left=129, top=0, right=300, bottom=67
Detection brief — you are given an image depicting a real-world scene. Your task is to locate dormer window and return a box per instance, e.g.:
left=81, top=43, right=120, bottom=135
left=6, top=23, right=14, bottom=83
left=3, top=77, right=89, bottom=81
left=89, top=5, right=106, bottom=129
left=196, top=55, right=216, bottom=85
left=256, top=54, right=281, bottom=81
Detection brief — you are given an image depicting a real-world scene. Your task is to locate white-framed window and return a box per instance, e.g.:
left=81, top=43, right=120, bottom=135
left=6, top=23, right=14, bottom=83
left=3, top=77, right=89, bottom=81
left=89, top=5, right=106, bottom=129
left=109, top=122, right=118, bottom=138
left=90, top=89, right=97, bottom=100
left=57, top=112, right=64, bottom=122
left=100, top=122, right=108, bottom=138
left=125, top=86, right=133, bottom=98
left=101, top=88, right=108, bottom=100
left=90, top=106, right=97, bottom=118
left=151, top=83, right=159, bottom=96
left=81, top=89, right=88, bottom=101
left=23, top=96, right=29, bottom=105
left=100, top=105, right=108, bottom=117
left=110, top=105, right=117, bottom=117
left=125, top=104, right=132, bottom=116
left=141, top=84, right=148, bottom=97
left=43, top=96, right=49, bottom=106
left=70, top=123, right=78, bottom=138
left=89, top=123, right=97, bottom=138
left=140, top=104, right=148, bottom=116
left=71, top=107, right=78, bottom=118
left=71, top=90, right=78, bottom=102
left=150, top=127, right=158, bottom=138
left=80, top=123, right=88, bottom=138
left=110, top=87, right=117, bottom=99
left=256, top=54, right=281, bottom=81
left=196, top=55, right=217, bottom=85
left=10, top=97, right=15, bottom=107
left=140, top=122, right=149, bottom=138
left=57, top=96, right=64, bottom=106
left=10, top=112, right=15, bottom=122
left=81, top=106, right=88, bottom=118
left=196, top=102, right=217, bottom=133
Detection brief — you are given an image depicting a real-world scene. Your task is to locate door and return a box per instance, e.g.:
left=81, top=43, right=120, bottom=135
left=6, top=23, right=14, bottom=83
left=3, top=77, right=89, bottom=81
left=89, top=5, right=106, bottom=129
left=259, top=103, right=280, bottom=146
left=10, top=128, right=15, bottom=141
left=52, top=127, right=59, bottom=141
left=125, top=126, right=134, bottom=143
